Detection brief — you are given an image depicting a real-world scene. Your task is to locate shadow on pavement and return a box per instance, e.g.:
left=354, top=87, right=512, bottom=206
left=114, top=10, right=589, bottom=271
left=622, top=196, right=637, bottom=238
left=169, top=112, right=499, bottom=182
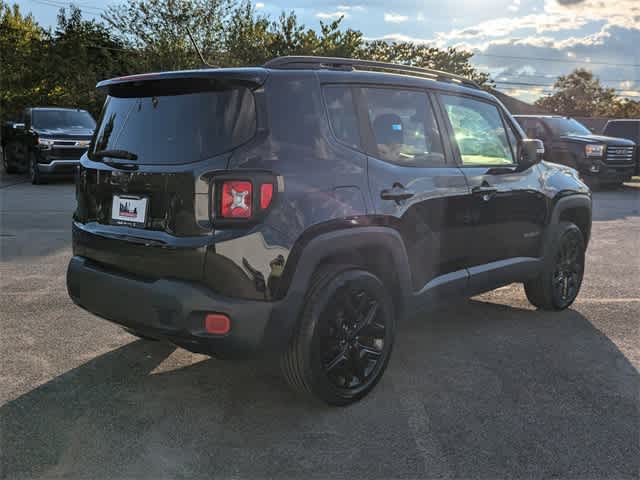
left=591, top=184, right=640, bottom=222
left=1, top=300, right=638, bottom=479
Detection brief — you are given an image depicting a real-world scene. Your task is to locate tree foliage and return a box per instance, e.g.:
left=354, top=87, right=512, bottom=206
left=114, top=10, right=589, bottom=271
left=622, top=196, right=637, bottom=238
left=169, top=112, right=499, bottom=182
left=102, top=0, right=232, bottom=71
left=5, top=0, right=636, bottom=125
left=0, top=2, right=46, bottom=119
left=535, top=68, right=640, bottom=117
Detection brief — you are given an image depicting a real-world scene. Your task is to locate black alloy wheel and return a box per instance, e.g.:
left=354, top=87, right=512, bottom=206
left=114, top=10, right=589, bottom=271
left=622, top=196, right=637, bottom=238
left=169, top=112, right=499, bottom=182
left=319, top=286, right=388, bottom=390
left=525, top=222, right=585, bottom=310
left=3, top=142, right=19, bottom=174
left=551, top=228, right=584, bottom=309
left=30, top=153, right=43, bottom=184
left=282, top=266, right=395, bottom=406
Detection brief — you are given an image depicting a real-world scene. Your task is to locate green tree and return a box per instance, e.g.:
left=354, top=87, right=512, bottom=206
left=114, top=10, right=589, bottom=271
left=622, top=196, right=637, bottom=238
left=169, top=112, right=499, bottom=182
left=102, top=0, right=233, bottom=71
left=535, top=69, right=617, bottom=117
left=0, top=1, right=47, bottom=120
left=359, top=41, right=492, bottom=87
left=223, top=4, right=362, bottom=66
left=604, top=98, right=640, bottom=118
left=46, top=5, right=137, bottom=116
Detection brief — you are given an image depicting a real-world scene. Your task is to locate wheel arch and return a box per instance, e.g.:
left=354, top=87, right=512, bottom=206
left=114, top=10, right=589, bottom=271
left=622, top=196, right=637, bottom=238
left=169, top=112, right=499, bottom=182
left=265, top=226, right=412, bottom=349
left=549, top=193, right=592, bottom=247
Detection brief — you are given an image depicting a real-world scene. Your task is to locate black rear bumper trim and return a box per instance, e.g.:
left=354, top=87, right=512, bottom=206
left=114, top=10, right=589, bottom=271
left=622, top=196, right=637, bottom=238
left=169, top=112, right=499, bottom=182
left=67, top=256, right=283, bottom=358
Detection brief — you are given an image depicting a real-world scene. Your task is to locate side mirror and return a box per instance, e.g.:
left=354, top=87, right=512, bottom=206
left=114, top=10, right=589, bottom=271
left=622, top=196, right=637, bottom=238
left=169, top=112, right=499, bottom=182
left=519, top=138, right=544, bottom=169
left=12, top=122, right=26, bottom=131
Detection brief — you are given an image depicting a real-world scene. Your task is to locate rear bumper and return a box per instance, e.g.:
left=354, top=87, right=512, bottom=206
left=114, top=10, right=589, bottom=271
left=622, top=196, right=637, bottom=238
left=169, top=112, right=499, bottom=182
left=67, top=256, right=280, bottom=358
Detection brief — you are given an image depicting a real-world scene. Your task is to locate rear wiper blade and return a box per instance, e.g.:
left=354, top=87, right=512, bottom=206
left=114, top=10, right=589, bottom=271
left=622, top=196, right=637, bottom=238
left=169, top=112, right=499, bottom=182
left=103, top=160, right=138, bottom=171
left=93, top=149, right=138, bottom=160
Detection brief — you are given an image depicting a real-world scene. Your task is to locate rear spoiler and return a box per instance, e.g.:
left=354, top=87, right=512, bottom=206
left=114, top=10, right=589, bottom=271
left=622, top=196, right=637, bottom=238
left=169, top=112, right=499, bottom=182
left=96, top=68, right=269, bottom=91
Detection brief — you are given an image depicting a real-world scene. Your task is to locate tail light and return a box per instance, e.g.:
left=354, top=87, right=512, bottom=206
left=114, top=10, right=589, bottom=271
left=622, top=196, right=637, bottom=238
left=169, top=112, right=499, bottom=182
left=221, top=181, right=252, bottom=218
left=212, top=173, right=277, bottom=224
left=260, top=183, right=273, bottom=209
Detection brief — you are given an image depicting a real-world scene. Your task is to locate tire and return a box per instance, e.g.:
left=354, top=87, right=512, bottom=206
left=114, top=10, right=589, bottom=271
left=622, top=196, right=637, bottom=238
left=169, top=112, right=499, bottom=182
left=525, top=222, right=585, bottom=310
left=2, top=143, right=18, bottom=174
left=30, top=152, right=45, bottom=185
left=281, top=265, right=396, bottom=406
left=582, top=175, right=600, bottom=191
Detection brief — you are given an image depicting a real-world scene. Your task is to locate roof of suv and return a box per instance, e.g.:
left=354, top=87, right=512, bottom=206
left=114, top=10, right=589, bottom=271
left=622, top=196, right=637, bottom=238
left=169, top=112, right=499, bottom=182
left=31, top=107, right=90, bottom=112
left=606, top=119, right=640, bottom=123
left=97, top=56, right=496, bottom=102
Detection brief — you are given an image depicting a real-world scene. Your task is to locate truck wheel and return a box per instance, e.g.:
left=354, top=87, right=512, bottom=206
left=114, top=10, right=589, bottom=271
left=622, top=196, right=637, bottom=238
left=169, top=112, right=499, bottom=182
left=30, top=153, right=45, bottom=185
left=2, top=143, right=18, bottom=174
left=281, top=265, right=395, bottom=406
left=525, top=222, right=585, bottom=310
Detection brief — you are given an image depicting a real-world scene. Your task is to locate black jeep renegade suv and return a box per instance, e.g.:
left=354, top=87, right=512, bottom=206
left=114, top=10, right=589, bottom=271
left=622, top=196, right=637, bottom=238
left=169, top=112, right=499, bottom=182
left=67, top=57, right=592, bottom=405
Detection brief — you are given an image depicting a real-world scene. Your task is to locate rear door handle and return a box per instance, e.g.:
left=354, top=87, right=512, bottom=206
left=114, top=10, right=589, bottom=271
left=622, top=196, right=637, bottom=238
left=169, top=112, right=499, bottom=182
left=381, top=186, right=415, bottom=201
left=472, top=186, right=498, bottom=201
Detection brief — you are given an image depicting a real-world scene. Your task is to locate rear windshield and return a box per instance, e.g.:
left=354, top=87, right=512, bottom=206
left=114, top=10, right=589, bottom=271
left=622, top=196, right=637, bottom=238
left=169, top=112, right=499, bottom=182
left=91, top=88, right=256, bottom=164
left=33, top=110, right=95, bottom=130
left=603, top=122, right=640, bottom=142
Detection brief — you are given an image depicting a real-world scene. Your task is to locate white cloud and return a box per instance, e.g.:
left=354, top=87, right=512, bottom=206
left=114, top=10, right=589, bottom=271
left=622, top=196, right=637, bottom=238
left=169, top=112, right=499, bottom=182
left=434, top=14, right=589, bottom=44
left=384, top=12, right=409, bottom=24
left=368, top=33, right=432, bottom=44
left=544, top=0, right=640, bottom=30
left=316, top=11, right=349, bottom=19
left=434, top=0, right=639, bottom=45
left=417, top=12, right=425, bottom=22
left=508, top=5, right=519, bottom=12
left=337, top=5, right=365, bottom=12
left=255, top=2, right=265, bottom=8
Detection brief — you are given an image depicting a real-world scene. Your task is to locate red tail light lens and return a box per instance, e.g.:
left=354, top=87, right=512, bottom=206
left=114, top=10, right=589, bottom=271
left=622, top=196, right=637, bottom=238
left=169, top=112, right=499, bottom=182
left=221, top=181, right=252, bottom=218
left=260, top=183, right=274, bottom=210
left=205, top=313, right=231, bottom=335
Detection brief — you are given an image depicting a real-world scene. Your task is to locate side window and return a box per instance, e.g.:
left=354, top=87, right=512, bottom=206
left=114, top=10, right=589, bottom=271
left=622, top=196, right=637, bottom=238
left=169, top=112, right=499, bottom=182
left=361, top=87, right=445, bottom=167
left=533, top=120, right=547, bottom=140
left=517, top=118, right=534, bottom=138
left=323, top=86, right=361, bottom=150
left=441, top=95, right=515, bottom=166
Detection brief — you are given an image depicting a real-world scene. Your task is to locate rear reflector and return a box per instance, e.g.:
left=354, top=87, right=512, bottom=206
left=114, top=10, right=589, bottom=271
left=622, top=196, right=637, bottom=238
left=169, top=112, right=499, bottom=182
left=221, top=181, right=252, bottom=218
left=260, top=183, right=274, bottom=209
left=205, top=313, right=231, bottom=335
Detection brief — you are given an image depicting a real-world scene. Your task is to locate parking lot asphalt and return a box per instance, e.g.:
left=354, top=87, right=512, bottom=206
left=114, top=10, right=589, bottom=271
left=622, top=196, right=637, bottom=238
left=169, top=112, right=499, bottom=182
left=1, top=174, right=639, bottom=479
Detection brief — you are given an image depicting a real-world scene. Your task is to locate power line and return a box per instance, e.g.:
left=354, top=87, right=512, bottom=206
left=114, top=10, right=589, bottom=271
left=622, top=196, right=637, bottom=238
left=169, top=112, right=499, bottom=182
left=30, top=0, right=105, bottom=15
left=495, top=74, right=636, bottom=84
left=494, top=80, right=639, bottom=92
left=473, top=52, right=640, bottom=68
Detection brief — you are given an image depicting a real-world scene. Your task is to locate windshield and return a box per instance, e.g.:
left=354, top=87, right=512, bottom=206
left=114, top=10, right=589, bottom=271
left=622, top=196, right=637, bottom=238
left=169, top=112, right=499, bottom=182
left=91, top=88, right=256, bottom=165
left=32, top=110, right=96, bottom=130
left=543, top=117, right=592, bottom=136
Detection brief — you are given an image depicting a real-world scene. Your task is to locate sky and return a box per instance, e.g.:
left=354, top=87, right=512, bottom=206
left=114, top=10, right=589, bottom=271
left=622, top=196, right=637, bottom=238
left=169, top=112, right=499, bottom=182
left=11, top=0, right=640, bottom=102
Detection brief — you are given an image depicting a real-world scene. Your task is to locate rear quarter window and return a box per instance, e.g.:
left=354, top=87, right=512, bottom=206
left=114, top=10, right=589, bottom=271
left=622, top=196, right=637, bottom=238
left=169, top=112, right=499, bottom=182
left=323, top=86, right=361, bottom=150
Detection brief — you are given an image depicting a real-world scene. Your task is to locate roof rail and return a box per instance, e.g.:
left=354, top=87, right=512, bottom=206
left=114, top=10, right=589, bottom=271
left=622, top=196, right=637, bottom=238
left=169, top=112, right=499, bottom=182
left=264, top=56, right=480, bottom=89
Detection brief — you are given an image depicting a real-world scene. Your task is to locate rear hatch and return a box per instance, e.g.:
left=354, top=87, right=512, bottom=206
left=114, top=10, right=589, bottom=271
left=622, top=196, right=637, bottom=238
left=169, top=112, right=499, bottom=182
left=74, top=69, right=265, bottom=280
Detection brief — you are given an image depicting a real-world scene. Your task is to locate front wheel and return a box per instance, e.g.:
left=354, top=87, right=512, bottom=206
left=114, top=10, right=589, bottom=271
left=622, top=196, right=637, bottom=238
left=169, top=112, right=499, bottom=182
left=281, top=266, right=396, bottom=406
left=2, top=143, right=19, bottom=174
left=30, top=153, right=45, bottom=185
left=525, top=222, right=585, bottom=310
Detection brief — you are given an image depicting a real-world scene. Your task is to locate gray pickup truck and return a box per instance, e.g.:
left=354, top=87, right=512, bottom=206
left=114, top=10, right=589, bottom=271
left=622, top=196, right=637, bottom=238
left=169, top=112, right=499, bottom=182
left=2, top=107, right=95, bottom=184
left=514, top=115, right=636, bottom=188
